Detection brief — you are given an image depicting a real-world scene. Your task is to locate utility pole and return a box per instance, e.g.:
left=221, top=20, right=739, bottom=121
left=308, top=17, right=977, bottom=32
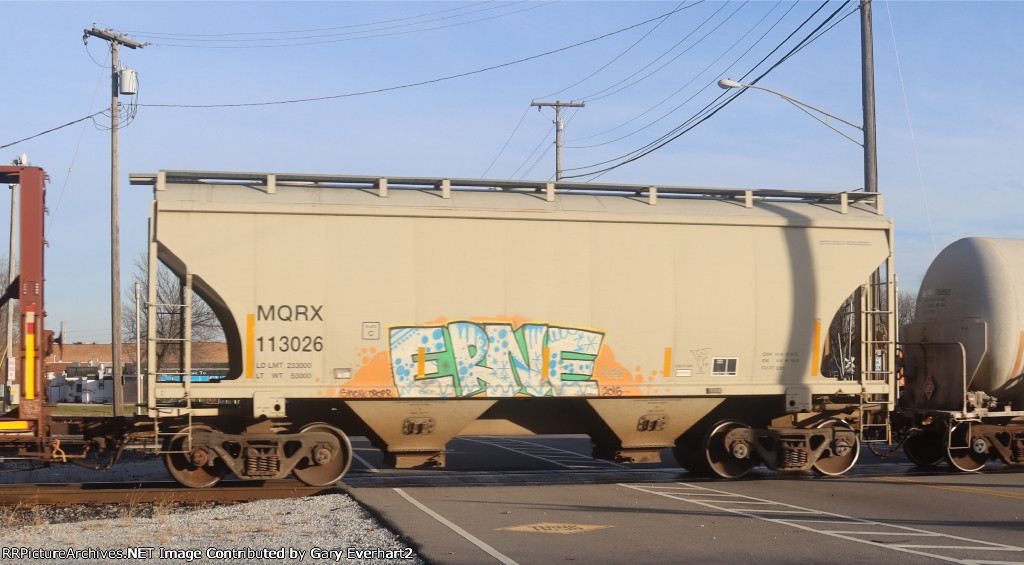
left=84, top=27, right=146, bottom=417
left=531, top=100, right=585, bottom=181
left=860, top=0, right=877, bottom=195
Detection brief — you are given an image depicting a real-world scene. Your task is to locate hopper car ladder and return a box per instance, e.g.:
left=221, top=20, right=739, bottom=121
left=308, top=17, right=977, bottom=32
left=145, top=272, right=196, bottom=451
left=857, top=256, right=896, bottom=444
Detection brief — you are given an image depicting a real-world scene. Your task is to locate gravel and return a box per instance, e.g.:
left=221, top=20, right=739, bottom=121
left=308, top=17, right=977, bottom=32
left=0, top=455, right=425, bottom=565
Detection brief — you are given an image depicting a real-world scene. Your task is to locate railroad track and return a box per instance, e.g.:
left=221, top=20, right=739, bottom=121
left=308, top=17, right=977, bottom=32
left=0, top=479, right=334, bottom=507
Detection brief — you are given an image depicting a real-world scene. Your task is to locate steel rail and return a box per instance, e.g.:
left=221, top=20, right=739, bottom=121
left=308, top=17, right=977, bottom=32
left=0, top=479, right=333, bottom=507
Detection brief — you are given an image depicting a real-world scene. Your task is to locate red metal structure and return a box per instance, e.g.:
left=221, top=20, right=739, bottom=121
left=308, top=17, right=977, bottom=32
left=0, top=165, right=52, bottom=455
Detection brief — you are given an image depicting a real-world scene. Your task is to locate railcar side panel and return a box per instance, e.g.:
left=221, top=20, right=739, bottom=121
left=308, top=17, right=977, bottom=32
left=150, top=184, right=889, bottom=405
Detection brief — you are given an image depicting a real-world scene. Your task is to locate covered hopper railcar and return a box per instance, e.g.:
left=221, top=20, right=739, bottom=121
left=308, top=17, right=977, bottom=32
left=128, top=170, right=896, bottom=484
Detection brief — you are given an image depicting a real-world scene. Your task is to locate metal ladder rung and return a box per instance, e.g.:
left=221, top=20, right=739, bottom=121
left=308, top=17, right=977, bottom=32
left=146, top=276, right=195, bottom=456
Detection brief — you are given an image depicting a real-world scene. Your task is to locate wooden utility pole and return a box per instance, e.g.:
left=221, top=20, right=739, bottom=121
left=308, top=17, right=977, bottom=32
left=531, top=100, right=585, bottom=181
left=860, top=0, right=877, bottom=195
left=84, top=27, right=146, bottom=417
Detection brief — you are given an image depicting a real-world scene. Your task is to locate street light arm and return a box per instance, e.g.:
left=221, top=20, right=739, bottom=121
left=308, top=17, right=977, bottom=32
left=717, top=79, right=864, bottom=144
left=779, top=97, right=864, bottom=147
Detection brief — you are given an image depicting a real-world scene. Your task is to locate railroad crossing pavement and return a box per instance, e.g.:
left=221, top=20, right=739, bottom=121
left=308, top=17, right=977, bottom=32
left=341, top=435, right=1024, bottom=565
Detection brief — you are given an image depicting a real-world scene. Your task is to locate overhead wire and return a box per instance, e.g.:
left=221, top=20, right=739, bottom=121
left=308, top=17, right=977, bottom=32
left=524, top=106, right=582, bottom=180
left=137, top=4, right=692, bottom=109
left=517, top=105, right=585, bottom=180
left=124, top=1, right=497, bottom=38
left=566, top=1, right=848, bottom=178
left=585, top=1, right=750, bottom=103
left=127, top=2, right=558, bottom=49
left=490, top=1, right=709, bottom=178
left=567, top=0, right=792, bottom=148
left=48, top=49, right=110, bottom=236
left=0, top=111, right=106, bottom=151
left=510, top=116, right=556, bottom=179
left=577, top=2, right=850, bottom=178
left=884, top=0, right=937, bottom=254
left=520, top=142, right=554, bottom=180
left=536, top=0, right=695, bottom=100
left=481, top=105, right=532, bottom=178
left=574, top=0, right=735, bottom=103
left=562, top=0, right=853, bottom=180
left=84, top=39, right=109, bottom=68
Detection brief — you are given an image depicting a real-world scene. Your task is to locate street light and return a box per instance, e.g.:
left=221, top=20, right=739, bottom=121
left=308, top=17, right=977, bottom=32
left=717, top=79, right=863, bottom=147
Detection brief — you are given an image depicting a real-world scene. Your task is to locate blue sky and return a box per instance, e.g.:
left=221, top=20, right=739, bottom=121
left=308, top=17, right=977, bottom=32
left=2, top=1, right=1021, bottom=343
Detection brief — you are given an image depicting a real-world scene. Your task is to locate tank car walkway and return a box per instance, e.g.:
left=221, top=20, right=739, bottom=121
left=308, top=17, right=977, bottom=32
left=343, top=435, right=1024, bottom=565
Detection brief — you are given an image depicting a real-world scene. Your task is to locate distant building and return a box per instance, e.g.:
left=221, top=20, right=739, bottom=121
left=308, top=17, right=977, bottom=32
left=44, top=342, right=228, bottom=404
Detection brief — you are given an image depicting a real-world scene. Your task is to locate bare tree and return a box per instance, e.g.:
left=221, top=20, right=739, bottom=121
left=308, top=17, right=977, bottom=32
left=897, top=290, right=917, bottom=341
left=0, top=255, right=18, bottom=357
left=823, top=294, right=857, bottom=380
left=122, top=254, right=224, bottom=371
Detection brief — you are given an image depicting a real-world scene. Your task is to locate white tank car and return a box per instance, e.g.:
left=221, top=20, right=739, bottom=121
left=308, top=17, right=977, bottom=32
left=907, top=237, right=1024, bottom=408
left=902, top=237, right=1024, bottom=472
left=129, top=170, right=896, bottom=484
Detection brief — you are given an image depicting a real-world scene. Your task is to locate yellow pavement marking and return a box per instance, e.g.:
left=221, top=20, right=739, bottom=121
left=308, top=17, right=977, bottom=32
left=498, top=523, right=613, bottom=534
left=872, top=476, right=1024, bottom=501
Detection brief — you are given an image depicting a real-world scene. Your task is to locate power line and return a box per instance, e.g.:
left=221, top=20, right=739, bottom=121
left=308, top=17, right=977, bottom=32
left=137, top=4, right=691, bottom=109
left=562, top=0, right=853, bottom=180
left=566, top=1, right=793, bottom=148
left=573, top=0, right=735, bottom=103
left=128, top=2, right=558, bottom=49
left=481, top=105, right=532, bottom=178
left=556, top=0, right=752, bottom=152
left=48, top=60, right=110, bottom=236
left=565, top=1, right=847, bottom=177
left=123, top=1, right=497, bottom=38
left=0, top=111, right=106, bottom=150
left=510, top=121, right=555, bottom=179
left=487, top=2, right=695, bottom=178
left=535, top=1, right=695, bottom=100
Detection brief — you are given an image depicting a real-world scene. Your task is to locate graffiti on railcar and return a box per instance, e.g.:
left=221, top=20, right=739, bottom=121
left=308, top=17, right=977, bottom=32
left=388, top=321, right=605, bottom=397
left=337, top=317, right=668, bottom=399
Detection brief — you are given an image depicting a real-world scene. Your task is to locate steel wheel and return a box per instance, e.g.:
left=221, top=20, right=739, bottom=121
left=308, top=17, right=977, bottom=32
left=903, top=431, right=945, bottom=468
left=673, top=431, right=712, bottom=476
left=946, top=422, right=988, bottom=472
left=811, top=419, right=860, bottom=476
left=704, top=420, right=755, bottom=479
left=292, top=423, right=352, bottom=486
left=164, top=424, right=228, bottom=488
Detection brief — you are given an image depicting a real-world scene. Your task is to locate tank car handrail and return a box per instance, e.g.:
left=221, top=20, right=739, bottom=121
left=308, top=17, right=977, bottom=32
left=130, top=170, right=883, bottom=206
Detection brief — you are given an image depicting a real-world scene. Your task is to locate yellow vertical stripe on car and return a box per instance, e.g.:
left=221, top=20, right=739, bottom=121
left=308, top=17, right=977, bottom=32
left=812, top=319, right=821, bottom=377
left=246, top=314, right=255, bottom=378
left=1012, top=331, right=1024, bottom=377
left=25, top=310, right=35, bottom=400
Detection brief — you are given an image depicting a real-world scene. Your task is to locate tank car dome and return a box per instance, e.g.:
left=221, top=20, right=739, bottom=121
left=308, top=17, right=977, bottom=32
left=915, top=237, right=1024, bottom=401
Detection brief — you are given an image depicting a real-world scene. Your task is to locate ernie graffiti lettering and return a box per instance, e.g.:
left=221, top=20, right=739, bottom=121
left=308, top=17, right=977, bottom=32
left=388, top=322, right=604, bottom=398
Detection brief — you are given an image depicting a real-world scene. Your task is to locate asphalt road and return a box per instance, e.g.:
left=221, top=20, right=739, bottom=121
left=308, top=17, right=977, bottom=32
left=341, top=435, right=1024, bottom=565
